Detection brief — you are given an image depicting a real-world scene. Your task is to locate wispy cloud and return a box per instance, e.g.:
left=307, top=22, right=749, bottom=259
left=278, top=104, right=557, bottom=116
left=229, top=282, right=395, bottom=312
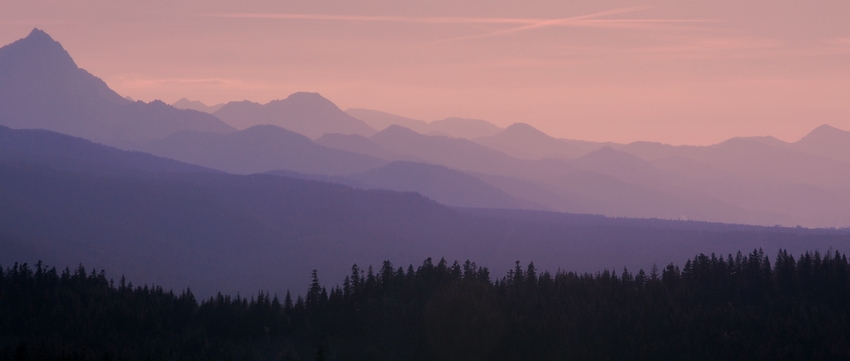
left=197, top=8, right=718, bottom=45
left=429, top=7, right=719, bottom=44
left=197, top=8, right=712, bottom=29
left=197, top=13, right=548, bottom=25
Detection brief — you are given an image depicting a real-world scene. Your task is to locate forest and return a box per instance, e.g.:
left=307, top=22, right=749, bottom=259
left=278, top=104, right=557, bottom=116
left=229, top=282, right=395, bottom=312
left=2, top=248, right=850, bottom=360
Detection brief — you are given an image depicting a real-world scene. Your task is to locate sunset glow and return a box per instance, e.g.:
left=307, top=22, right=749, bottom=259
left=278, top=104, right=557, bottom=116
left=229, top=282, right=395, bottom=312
left=2, top=0, right=849, bottom=144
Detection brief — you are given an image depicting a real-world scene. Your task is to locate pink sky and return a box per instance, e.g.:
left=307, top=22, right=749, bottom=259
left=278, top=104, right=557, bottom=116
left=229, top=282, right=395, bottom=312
left=2, top=0, right=849, bottom=145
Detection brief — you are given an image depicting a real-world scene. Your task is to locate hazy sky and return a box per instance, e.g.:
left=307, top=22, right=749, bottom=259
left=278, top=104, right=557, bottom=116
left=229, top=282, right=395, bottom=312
left=2, top=0, right=849, bottom=144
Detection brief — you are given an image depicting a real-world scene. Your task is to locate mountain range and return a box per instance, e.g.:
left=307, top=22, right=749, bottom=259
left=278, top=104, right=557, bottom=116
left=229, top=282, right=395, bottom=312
left=2, top=124, right=848, bottom=297
left=213, top=93, right=377, bottom=139
left=2, top=28, right=850, bottom=229
left=346, top=108, right=504, bottom=139
left=0, top=29, right=234, bottom=149
left=335, top=110, right=850, bottom=227
left=3, top=27, right=850, bottom=301
left=141, top=125, right=388, bottom=176
left=172, top=98, right=225, bottom=113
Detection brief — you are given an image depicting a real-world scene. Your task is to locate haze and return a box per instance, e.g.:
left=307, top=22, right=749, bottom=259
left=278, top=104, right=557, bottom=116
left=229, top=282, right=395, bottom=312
left=2, top=0, right=848, bottom=145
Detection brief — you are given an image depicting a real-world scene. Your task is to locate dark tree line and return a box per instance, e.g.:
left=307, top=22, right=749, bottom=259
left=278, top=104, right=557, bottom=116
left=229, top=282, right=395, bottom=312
left=2, top=249, right=850, bottom=360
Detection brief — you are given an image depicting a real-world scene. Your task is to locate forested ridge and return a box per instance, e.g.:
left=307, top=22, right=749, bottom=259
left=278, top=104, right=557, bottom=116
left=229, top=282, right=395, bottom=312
left=2, top=249, right=850, bottom=360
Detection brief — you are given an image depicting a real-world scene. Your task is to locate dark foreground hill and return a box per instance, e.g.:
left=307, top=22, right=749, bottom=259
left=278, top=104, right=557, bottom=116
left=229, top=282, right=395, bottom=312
left=2, top=126, right=849, bottom=297
left=2, top=249, right=850, bottom=360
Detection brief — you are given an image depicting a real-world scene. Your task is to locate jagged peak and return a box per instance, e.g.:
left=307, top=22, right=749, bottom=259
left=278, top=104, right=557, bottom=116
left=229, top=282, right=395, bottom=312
left=26, top=28, right=54, bottom=42
left=0, top=28, right=78, bottom=71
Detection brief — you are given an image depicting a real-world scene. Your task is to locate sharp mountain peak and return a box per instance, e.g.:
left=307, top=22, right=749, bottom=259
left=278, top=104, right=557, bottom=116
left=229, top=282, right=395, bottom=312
left=0, top=28, right=78, bottom=71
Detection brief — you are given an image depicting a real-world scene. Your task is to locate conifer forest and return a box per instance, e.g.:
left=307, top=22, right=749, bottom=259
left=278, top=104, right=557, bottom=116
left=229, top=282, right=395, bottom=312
left=2, top=249, right=849, bottom=360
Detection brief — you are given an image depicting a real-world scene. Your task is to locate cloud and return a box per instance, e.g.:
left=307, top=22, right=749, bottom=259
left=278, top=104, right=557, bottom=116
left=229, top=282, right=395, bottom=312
left=429, top=7, right=719, bottom=44
left=197, top=7, right=712, bottom=30
left=197, top=13, right=546, bottom=25
left=197, top=8, right=719, bottom=46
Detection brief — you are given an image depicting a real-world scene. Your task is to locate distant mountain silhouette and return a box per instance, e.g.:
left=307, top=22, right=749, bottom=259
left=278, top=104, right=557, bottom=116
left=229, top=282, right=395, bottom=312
left=0, top=29, right=234, bottom=148
left=346, top=108, right=430, bottom=132
left=142, top=124, right=388, bottom=175
left=213, top=93, right=377, bottom=139
left=369, top=125, right=770, bottom=224
left=736, top=135, right=791, bottom=149
left=793, top=124, right=850, bottom=164
left=0, top=125, right=212, bottom=176
left=348, top=161, right=547, bottom=210
left=572, top=146, right=663, bottom=180
left=370, top=125, right=525, bottom=175
left=172, top=98, right=225, bottom=113
left=428, top=117, right=504, bottom=139
left=3, top=124, right=848, bottom=297
left=615, top=136, right=850, bottom=227
left=621, top=137, right=850, bottom=193
left=475, top=123, right=588, bottom=159
left=315, top=133, right=423, bottom=162
left=346, top=108, right=504, bottom=139
left=266, top=169, right=368, bottom=189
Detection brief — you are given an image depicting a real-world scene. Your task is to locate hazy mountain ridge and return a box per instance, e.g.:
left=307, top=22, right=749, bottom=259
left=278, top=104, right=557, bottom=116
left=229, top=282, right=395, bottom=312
left=214, top=93, right=377, bottom=139
left=347, top=161, right=548, bottom=210
left=347, top=108, right=505, bottom=139
left=142, top=125, right=388, bottom=176
left=367, top=125, right=775, bottom=225
left=2, top=125, right=849, bottom=298
left=0, top=29, right=235, bottom=148
left=474, top=123, right=589, bottom=160
left=792, top=124, right=850, bottom=164
left=0, top=125, right=214, bottom=176
left=315, top=133, right=425, bottom=162
left=3, top=28, right=850, bottom=227
left=172, top=98, right=225, bottom=113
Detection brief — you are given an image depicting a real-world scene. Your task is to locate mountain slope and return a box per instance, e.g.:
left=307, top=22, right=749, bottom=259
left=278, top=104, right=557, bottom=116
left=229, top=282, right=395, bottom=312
left=476, top=123, right=588, bottom=160
left=369, top=125, right=769, bottom=224
left=214, top=93, right=377, bottom=138
left=2, top=125, right=849, bottom=298
left=346, top=108, right=430, bottom=132
left=370, top=125, right=527, bottom=176
left=427, top=117, right=504, bottom=139
left=315, top=133, right=423, bottom=162
left=172, top=98, right=225, bottom=113
left=620, top=137, right=850, bottom=193
left=143, top=125, right=388, bottom=175
left=0, top=125, right=212, bottom=176
left=345, top=108, right=504, bottom=139
left=614, top=136, right=850, bottom=227
left=793, top=124, right=850, bottom=164
left=0, top=29, right=234, bottom=148
left=348, top=161, right=548, bottom=210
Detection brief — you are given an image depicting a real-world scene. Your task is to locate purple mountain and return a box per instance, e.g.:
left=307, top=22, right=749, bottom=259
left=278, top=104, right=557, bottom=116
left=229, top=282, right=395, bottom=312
left=214, top=92, right=377, bottom=139
left=793, top=124, right=850, bottom=164
left=0, top=29, right=234, bottom=148
left=475, top=123, right=588, bottom=159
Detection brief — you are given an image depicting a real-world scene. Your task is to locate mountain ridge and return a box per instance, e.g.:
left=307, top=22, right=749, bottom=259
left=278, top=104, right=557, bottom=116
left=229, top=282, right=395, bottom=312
left=214, top=92, right=377, bottom=139
left=0, top=28, right=235, bottom=148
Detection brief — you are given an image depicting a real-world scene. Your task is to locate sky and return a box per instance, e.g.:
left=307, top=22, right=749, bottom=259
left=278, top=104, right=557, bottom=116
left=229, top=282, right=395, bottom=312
left=1, top=0, right=849, bottom=145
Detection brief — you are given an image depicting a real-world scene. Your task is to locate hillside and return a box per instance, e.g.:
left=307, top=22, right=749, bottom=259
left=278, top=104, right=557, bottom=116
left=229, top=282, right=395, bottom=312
left=0, top=29, right=234, bottom=148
